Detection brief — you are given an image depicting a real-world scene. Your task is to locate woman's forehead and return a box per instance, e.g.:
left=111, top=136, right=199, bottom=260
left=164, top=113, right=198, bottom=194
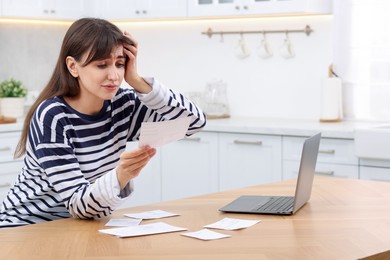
left=112, top=45, right=124, bottom=56
left=82, top=44, right=124, bottom=62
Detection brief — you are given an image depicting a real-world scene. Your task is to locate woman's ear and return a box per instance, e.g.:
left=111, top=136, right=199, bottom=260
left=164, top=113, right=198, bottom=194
left=66, top=56, right=79, bottom=78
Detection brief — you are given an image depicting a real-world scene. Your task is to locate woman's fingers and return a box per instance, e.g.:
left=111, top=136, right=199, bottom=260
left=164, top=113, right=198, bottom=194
left=123, top=31, right=138, bottom=59
left=124, top=31, right=138, bottom=48
left=118, top=146, right=156, bottom=177
left=120, top=146, right=154, bottom=160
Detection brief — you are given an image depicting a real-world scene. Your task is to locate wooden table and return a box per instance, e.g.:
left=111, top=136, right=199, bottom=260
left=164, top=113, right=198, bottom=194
left=1, top=176, right=390, bottom=260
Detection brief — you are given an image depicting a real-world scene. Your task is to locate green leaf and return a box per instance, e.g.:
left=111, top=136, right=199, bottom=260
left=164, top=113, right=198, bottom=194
left=0, top=78, right=28, bottom=98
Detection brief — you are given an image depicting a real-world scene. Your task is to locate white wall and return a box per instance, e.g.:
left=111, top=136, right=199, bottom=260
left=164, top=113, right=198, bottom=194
left=0, top=15, right=333, bottom=120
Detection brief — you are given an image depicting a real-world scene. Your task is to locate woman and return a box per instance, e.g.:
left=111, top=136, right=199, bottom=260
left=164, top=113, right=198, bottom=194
left=0, top=18, right=206, bottom=227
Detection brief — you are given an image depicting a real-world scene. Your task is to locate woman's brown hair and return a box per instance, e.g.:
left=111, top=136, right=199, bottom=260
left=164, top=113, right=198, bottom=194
left=14, top=18, right=132, bottom=158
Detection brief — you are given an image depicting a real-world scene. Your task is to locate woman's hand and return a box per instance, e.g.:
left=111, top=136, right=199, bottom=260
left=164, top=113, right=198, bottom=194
left=116, top=145, right=156, bottom=190
left=123, top=31, right=152, bottom=94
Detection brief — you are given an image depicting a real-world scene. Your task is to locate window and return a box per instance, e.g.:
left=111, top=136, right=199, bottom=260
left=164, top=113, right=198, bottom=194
left=333, top=0, right=390, bottom=120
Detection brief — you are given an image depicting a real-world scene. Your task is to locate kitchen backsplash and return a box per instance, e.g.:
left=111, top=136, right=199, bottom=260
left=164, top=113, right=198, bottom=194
left=0, top=15, right=332, bottom=120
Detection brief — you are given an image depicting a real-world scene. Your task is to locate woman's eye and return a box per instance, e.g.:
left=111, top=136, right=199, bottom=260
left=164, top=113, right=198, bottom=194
left=116, top=63, right=125, bottom=68
left=97, top=64, right=107, bottom=69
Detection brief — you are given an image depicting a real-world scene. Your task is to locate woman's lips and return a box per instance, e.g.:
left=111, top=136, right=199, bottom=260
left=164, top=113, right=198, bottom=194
left=103, top=84, right=118, bottom=91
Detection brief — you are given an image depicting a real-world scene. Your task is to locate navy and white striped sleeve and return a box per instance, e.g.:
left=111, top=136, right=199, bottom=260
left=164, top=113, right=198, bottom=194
left=133, top=77, right=206, bottom=136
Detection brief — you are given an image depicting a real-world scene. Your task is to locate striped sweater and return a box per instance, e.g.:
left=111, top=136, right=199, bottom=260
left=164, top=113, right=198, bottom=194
left=0, top=78, right=206, bottom=227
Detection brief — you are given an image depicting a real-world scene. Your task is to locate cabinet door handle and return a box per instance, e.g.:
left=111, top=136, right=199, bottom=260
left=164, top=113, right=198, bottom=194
left=0, top=183, right=11, bottom=188
left=0, top=146, right=12, bottom=152
left=319, top=149, right=335, bottom=154
left=293, top=170, right=335, bottom=176
left=315, top=171, right=335, bottom=176
left=183, top=137, right=201, bottom=142
left=233, top=140, right=263, bottom=145
left=370, top=178, right=390, bottom=182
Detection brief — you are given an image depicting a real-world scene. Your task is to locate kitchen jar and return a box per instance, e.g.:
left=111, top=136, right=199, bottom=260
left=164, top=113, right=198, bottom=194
left=203, top=80, right=230, bottom=118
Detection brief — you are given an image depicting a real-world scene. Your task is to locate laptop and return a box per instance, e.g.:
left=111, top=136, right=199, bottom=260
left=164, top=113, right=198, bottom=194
left=219, top=132, right=321, bottom=215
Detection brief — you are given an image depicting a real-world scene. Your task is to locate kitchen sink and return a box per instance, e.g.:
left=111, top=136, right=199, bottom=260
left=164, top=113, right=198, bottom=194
left=355, top=123, right=390, bottom=160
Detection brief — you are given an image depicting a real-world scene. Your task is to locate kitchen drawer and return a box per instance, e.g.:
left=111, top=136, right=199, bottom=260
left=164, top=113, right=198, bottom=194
left=283, top=136, right=358, bottom=165
left=0, top=161, right=22, bottom=202
left=219, top=133, right=282, bottom=190
left=359, top=158, right=390, bottom=168
left=0, top=131, right=22, bottom=163
left=360, top=166, right=390, bottom=182
left=283, top=161, right=359, bottom=180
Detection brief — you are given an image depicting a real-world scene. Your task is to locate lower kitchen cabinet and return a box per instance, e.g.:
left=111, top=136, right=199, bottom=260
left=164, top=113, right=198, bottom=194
left=0, top=161, right=23, bottom=202
left=359, top=159, right=390, bottom=182
left=283, top=161, right=359, bottom=180
left=117, top=144, right=161, bottom=209
left=0, top=131, right=22, bottom=163
left=282, top=136, right=359, bottom=180
left=120, top=131, right=219, bottom=208
left=0, top=131, right=23, bottom=203
left=160, top=132, right=218, bottom=200
left=360, top=166, right=390, bottom=182
left=219, top=133, right=282, bottom=191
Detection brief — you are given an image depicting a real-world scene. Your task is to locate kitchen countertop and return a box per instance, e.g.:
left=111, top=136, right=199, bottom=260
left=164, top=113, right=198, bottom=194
left=203, top=117, right=378, bottom=139
left=0, top=117, right=381, bottom=139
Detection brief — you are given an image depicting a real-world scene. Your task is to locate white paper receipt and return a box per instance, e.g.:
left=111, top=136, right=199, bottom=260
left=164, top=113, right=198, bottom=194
left=181, top=229, right=231, bottom=241
left=139, top=117, right=191, bottom=147
left=124, top=210, right=179, bottom=220
left=105, top=218, right=142, bottom=227
left=99, top=222, right=187, bottom=238
left=204, top=217, right=261, bottom=230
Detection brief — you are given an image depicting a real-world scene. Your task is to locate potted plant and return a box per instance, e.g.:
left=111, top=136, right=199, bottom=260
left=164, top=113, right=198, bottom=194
left=0, top=78, right=28, bottom=118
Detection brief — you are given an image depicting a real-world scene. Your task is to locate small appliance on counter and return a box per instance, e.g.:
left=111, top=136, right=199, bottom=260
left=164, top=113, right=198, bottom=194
left=319, top=65, right=343, bottom=122
left=203, top=79, right=230, bottom=119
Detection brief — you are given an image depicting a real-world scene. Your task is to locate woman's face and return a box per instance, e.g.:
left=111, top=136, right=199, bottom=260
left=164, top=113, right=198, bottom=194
left=75, top=45, right=126, bottom=102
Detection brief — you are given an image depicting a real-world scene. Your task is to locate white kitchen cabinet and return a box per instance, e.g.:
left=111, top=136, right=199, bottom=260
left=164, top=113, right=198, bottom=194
left=0, top=131, right=23, bottom=203
left=160, top=132, right=218, bottom=200
left=94, top=0, right=187, bottom=20
left=359, top=159, right=390, bottom=182
left=188, top=0, right=332, bottom=18
left=117, top=143, right=161, bottom=209
left=0, top=131, right=23, bottom=164
left=283, top=161, right=359, bottom=180
left=219, top=133, right=282, bottom=191
left=2, top=0, right=88, bottom=20
left=283, top=136, right=359, bottom=180
left=2, top=0, right=42, bottom=18
left=51, top=0, right=88, bottom=20
left=0, top=161, right=21, bottom=202
left=360, top=166, right=390, bottom=182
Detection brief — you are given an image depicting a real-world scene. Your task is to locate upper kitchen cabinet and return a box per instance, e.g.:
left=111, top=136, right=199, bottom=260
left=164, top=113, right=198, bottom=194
left=93, top=0, right=187, bottom=20
left=188, top=0, right=332, bottom=18
left=1, top=0, right=87, bottom=20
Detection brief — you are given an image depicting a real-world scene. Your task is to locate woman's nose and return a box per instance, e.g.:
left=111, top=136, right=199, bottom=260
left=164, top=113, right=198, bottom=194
left=107, top=66, right=120, bottom=81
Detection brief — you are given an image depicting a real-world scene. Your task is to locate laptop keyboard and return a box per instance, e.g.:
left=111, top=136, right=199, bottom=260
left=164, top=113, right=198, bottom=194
left=254, top=196, right=294, bottom=212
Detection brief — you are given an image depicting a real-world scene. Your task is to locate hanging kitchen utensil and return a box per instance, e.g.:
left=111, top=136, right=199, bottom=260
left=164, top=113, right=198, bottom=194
left=234, top=33, right=251, bottom=59
left=257, top=32, right=273, bottom=59
left=279, top=31, right=295, bottom=59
